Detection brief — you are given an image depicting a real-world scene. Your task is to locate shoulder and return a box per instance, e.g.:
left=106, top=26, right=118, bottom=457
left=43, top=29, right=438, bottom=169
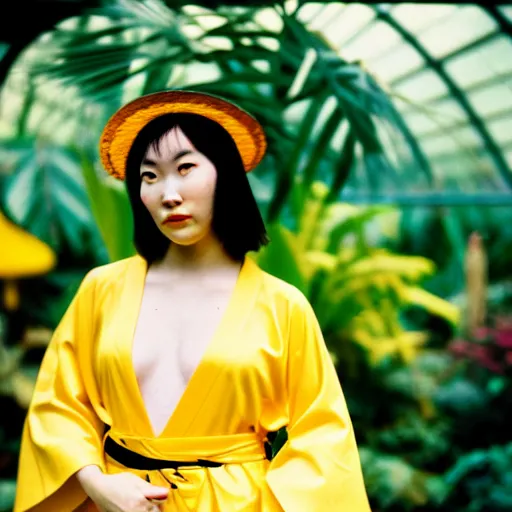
left=86, top=255, right=140, bottom=280
left=79, top=255, right=142, bottom=293
left=251, top=261, right=322, bottom=346
left=251, top=258, right=313, bottom=316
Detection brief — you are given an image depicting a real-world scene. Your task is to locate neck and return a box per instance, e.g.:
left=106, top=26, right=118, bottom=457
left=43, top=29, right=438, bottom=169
left=157, top=232, right=238, bottom=272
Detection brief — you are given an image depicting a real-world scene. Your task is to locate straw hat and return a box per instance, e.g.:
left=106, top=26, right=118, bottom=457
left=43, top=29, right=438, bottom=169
left=99, top=90, right=267, bottom=180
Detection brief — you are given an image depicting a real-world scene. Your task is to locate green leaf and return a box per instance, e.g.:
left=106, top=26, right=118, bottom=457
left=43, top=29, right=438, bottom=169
left=254, top=223, right=307, bottom=295
left=0, top=480, right=16, bottom=511
left=327, top=205, right=395, bottom=254
left=301, top=106, right=344, bottom=190
left=402, top=286, right=460, bottom=326
left=327, top=129, right=356, bottom=202
left=2, top=139, right=99, bottom=254
left=79, top=152, right=135, bottom=262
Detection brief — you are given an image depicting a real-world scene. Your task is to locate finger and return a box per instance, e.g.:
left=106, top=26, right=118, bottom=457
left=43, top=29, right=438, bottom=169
left=139, top=480, right=169, bottom=500
left=142, top=487, right=169, bottom=500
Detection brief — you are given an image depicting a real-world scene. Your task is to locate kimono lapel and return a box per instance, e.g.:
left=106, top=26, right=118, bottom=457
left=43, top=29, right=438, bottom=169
left=119, top=255, right=262, bottom=439
left=116, top=255, right=152, bottom=436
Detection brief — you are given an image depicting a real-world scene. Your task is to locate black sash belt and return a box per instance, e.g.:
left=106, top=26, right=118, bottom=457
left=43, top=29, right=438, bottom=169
left=104, top=436, right=223, bottom=471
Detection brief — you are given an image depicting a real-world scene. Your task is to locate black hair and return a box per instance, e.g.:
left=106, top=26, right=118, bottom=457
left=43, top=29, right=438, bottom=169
left=125, top=113, right=269, bottom=264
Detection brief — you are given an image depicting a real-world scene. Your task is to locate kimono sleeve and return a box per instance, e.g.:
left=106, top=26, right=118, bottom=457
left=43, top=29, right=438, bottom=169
left=14, top=270, right=106, bottom=512
left=266, top=292, right=371, bottom=511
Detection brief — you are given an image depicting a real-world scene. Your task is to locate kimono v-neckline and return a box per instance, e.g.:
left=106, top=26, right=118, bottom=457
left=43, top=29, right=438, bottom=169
left=121, top=254, right=259, bottom=439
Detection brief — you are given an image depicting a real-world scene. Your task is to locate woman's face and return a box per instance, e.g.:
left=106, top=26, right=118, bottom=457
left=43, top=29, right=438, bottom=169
left=139, top=126, right=217, bottom=246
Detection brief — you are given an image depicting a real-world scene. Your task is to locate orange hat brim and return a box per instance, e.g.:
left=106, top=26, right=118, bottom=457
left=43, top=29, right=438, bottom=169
left=99, top=90, right=267, bottom=180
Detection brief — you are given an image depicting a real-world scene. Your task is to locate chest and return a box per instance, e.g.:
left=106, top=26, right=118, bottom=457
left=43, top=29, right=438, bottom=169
left=131, top=283, right=233, bottom=385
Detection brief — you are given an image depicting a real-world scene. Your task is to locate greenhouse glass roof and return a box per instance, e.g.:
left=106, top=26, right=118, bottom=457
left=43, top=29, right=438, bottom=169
left=296, top=3, right=512, bottom=205
left=1, top=2, right=511, bottom=206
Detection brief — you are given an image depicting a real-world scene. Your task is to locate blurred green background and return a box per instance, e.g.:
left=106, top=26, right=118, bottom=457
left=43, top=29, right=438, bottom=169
left=1, top=1, right=512, bottom=511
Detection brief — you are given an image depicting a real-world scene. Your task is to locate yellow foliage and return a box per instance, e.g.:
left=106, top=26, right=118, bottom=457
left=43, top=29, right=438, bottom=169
left=401, top=286, right=460, bottom=326
left=352, top=327, right=428, bottom=364
left=305, top=251, right=337, bottom=272
left=11, top=371, right=35, bottom=409
left=297, top=196, right=326, bottom=249
left=347, top=253, right=435, bottom=281
left=261, top=184, right=459, bottom=365
left=353, top=311, right=388, bottom=337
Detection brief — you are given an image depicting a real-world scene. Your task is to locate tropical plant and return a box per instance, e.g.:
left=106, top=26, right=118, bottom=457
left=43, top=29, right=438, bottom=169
left=1, top=0, right=428, bottom=223
left=1, top=2, right=510, bottom=512
left=255, top=181, right=459, bottom=364
left=0, top=141, right=109, bottom=327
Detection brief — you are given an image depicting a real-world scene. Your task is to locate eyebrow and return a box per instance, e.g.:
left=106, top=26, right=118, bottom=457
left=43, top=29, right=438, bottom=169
left=142, top=149, right=194, bottom=167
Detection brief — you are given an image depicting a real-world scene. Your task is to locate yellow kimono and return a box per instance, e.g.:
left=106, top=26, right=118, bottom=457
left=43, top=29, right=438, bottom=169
left=14, top=255, right=370, bottom=511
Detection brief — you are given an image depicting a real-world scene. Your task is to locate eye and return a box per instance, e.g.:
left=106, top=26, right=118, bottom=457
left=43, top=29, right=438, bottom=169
left=177, top=162, right=195, bottom=175
left=141, top=171, right=157, bottom=183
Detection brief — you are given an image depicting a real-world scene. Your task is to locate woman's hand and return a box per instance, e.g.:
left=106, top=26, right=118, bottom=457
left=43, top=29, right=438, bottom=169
left=77, top=466, right=169, bottom=512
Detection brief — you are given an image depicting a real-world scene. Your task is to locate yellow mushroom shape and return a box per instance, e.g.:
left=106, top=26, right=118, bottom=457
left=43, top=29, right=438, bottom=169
left=0, top=210, right=57, bottom=310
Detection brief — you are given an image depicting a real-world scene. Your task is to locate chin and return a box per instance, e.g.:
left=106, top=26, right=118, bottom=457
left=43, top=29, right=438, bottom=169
left=165, top=228, right=209, bottom=247
left=169, top=236, right=204, bottom=247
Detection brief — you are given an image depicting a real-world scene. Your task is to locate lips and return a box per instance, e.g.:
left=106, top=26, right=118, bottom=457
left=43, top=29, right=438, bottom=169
left=162, top=214, right=192, bottom=224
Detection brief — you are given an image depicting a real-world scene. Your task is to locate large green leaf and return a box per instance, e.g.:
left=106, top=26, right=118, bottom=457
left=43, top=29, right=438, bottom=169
left=278, top=11, right=433, bottom=187
left=32, top=0, right=193, bottom=97
left=254, top=223, right=308, bottom=295
left=1, top=139, right=100, bottom=254
left=80, top=151, right=135, bottom=261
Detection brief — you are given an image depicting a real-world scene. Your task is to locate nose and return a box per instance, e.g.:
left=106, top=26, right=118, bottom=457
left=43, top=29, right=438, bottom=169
left=161, top=180, right=183, bottom=208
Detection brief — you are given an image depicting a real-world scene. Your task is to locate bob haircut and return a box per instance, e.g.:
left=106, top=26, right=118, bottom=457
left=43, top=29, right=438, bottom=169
left=125, top=112, right=269, bottom=264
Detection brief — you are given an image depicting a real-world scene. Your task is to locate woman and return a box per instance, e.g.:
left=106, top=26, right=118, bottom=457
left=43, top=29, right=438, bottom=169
left=14, top=91, right=371, bottom=512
